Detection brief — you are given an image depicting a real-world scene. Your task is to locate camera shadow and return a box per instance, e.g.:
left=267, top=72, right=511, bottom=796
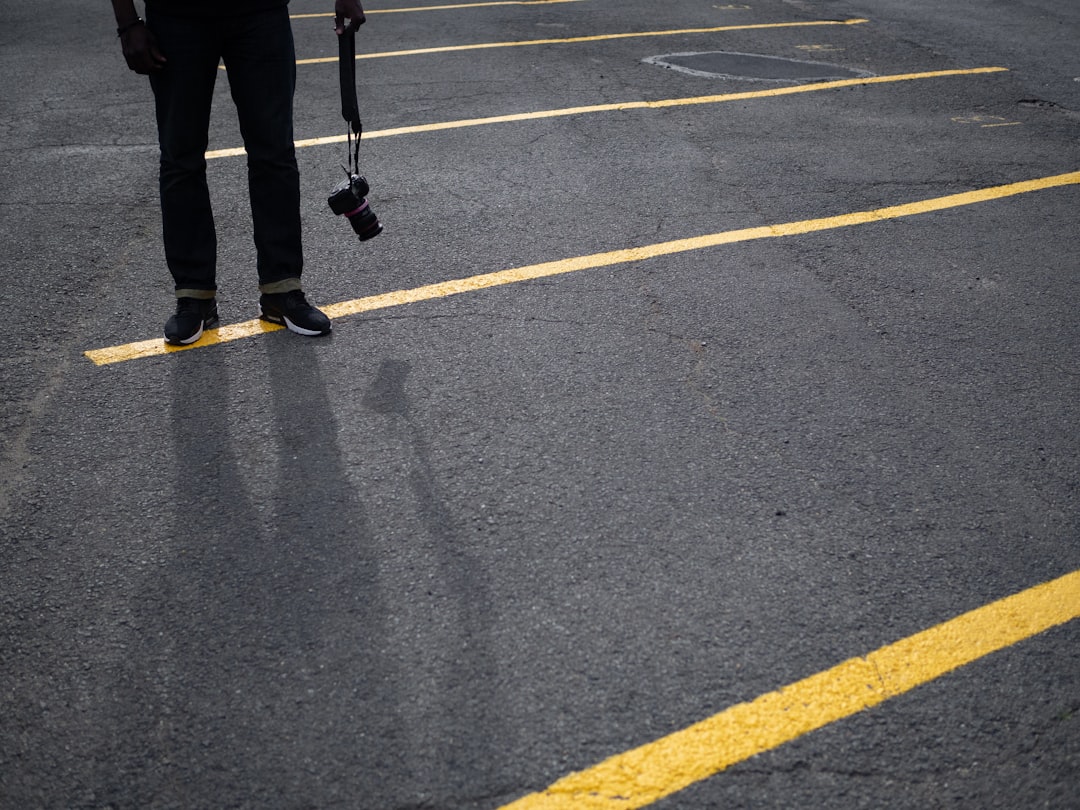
left=361, top=358, right=506, bottom=801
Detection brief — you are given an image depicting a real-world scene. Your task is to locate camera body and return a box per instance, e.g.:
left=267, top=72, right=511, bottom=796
left=328, top=174, right=383, bottom=241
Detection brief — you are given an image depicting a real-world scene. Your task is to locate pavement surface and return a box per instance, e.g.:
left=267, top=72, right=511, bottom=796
left=1, top=0, right=1078, bottom=807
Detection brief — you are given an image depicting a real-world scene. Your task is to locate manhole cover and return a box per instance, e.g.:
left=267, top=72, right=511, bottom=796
left=644, top=51, right=873, bottom=82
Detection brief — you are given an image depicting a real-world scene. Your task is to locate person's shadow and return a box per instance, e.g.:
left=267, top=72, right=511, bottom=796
left=104, top=342, right=506, bottom=806
left=105, top=341, right=401, bottom=805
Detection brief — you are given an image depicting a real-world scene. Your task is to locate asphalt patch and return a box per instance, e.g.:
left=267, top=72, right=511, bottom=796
left=644, top=51, right=874, bottom=82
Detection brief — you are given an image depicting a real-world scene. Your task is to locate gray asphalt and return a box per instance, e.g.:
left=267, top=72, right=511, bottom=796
left=1, top=0, right=1078, bottom=807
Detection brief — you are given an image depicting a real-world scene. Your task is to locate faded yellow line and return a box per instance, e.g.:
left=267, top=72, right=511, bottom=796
left=206, top=67, right=1010, bottom=159
left=292, top=19, right=868, bottom=65
left=291, top=0, right=585, bottom=17
left=499, top=569, right=1080, bottom=809
left=83, top=170, right=1079, bottom=366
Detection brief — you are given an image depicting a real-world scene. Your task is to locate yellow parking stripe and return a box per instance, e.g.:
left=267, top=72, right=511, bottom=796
left=293, top=19, right=868, bottom=65
left=291, top=0, right=586, bottom=17
left=83, top=170, right=1080, bottom=366
left=498, top=568, right=1080, bottom=809
left=205, top=67, right=1009, bottom=159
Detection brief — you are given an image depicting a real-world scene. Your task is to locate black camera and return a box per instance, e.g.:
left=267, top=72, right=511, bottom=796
left=328, top=174, right=383, bottom=241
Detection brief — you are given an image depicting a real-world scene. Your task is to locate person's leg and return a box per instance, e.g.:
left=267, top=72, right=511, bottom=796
left=222, top=9, right=330, bottom=337
left=221, top=8, right=304, bottom=292
left=146, top=9, right=222, bottom=298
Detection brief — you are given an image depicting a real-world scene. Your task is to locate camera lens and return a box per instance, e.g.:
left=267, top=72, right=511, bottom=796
left=346, top=199, right=383, bottom=241
left=328, top=174, right=383, bottom=241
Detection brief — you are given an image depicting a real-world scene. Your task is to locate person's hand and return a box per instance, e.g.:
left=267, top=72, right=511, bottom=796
left=334, top=0, right=367, bottom=34
left=120, top=23, right=166, bottom=74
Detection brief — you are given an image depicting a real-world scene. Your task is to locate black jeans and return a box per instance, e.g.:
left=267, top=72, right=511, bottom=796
left=147, top=6, right=303, bottom=297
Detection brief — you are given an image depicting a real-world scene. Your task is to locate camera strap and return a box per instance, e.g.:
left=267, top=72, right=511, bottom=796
left=338, top=29, right=363, bottom=175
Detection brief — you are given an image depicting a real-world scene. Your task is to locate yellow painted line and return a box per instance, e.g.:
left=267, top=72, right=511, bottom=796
left=83, top=170, right=1079, bottom=366
left=291, top=0, right=586, bottom=17
left=500, top=568, right=1080, bottom=810
left=292, top=19, right=868, bottom=65
left=206, top=67, right=1010, bottom=159
left=83, top=319, right=287, bottom=365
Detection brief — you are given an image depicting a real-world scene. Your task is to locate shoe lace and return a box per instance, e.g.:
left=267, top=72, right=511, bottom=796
left=177, top=297, right=205, bottom=313
left=284, top=290, right=310, bottom=309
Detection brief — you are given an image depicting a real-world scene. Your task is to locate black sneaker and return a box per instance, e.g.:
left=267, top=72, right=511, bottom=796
left=259, top=290, right=332, bottom=336
left=164, top=297, right=219, bottom=345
